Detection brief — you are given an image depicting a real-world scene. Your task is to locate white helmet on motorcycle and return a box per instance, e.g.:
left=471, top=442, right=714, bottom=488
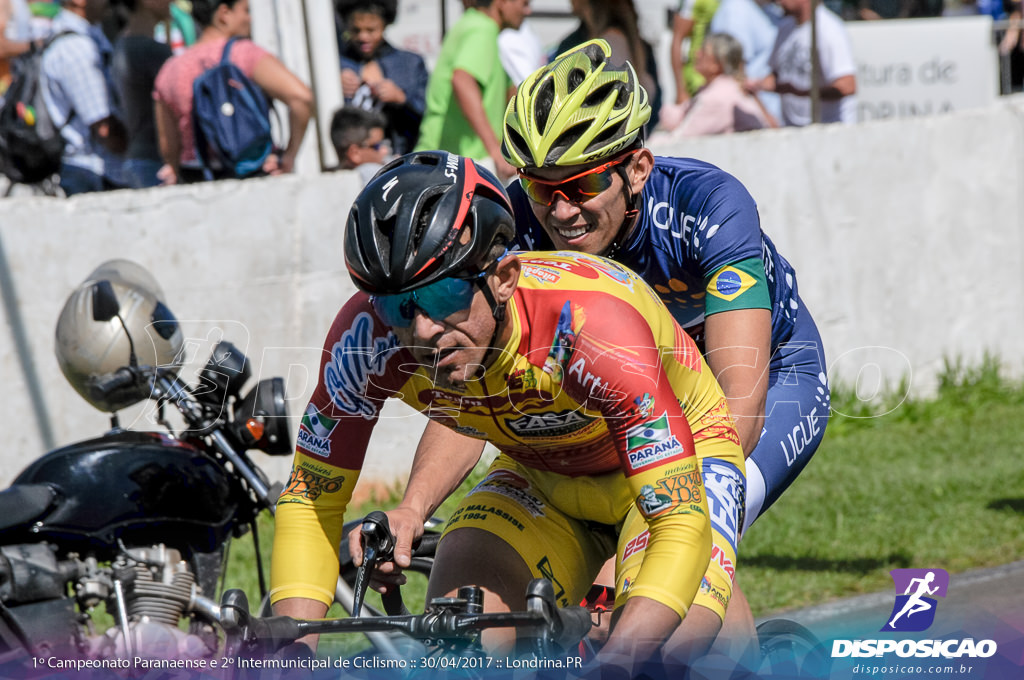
left=55, top=260, right=184, bottom=413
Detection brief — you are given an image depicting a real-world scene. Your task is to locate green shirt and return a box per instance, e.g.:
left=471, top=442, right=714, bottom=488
left=416, top=8, right=510, bottom=160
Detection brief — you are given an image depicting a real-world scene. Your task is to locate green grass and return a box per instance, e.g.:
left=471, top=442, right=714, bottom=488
left=740, top=355, right=1024, bottom=615
left=220, top=355, right=1024, bottom=628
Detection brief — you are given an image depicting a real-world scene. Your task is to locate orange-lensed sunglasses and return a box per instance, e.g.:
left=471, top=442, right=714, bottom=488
left=518, top=150, right=638, bottom=206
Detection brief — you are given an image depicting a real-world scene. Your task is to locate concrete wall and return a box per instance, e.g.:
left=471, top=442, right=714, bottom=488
left=3, top=97, right=1023, bottom=490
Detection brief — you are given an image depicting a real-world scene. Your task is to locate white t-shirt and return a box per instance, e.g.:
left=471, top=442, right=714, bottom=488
left=769, top=4, right=857, bottom=125
left=498, top=22, right=544, bottom=85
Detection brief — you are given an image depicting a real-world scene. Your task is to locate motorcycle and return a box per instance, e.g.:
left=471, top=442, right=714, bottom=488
left=0, top=268, right=292, bottom=667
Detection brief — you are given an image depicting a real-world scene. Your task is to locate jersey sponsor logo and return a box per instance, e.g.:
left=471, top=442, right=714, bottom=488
left=637, top=467, right=704, bottom=518
left=703, top=458, right=745, bottom=549
left=505, top=367, right=537, bottom=390
left=473, top=470, right=545, bottom=517
left=625, top=412, right=687, bottom=472
left=324, top=312, right=401, bottom=418
left=710, top=545, right=735, bottom=581
left=296, top=404, right=338, bottom=458
left=699, top=575, right=730, bottom=610
left=522, top=264, right=562, bottom=285
left=453, top=425, right=488, bottom=438
left=282, top=463, right=346, bottom=501
left=506, top=409, right=591, bottom=437
left=622, top=529, right=650, bottom=560
left=647, top=197, right=718, bottom=246
left=633, top=393, right=655, bottom=419
left=543, top=300, right=584, bottom=383
left=707, top=266, right=757, bottom=302
left=636, top=483, right=674, bottom=517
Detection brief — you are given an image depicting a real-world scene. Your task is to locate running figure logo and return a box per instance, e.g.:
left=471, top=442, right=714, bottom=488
left=882, top=568, right=949, bottom=632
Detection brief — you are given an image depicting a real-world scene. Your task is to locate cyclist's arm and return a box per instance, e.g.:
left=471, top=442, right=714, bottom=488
left=562, top=299, right=711, bottom=652
left=270, top=298, right=403, bottom=636
left=704, top=308, right=771, bottom=456
left=366, top=420, right=485, bottom=569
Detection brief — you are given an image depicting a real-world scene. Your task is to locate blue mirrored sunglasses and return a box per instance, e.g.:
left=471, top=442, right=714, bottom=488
left=371, top=275, right=481, bottom=328
left=370, top=249, right=509, bottom=328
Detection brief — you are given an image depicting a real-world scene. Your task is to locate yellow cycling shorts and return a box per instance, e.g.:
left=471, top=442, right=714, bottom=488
left=440, top=454, right=743, bottom=622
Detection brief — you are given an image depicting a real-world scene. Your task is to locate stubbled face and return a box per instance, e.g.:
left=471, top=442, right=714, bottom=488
left=349, top=11, right=386, bottom=58
left=390, top=284, right=498, bottom=389
left=523, top=162, right=631, bottom=256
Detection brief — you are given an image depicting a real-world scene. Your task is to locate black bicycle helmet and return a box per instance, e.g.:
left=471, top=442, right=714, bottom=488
left=345, top=151, right=515, bottom=294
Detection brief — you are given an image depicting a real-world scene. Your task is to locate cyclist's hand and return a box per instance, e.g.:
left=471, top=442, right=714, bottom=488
left=382, top=506, right=426, bottom=569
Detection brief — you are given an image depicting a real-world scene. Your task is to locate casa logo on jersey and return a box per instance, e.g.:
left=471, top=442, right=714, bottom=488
left=506, top=410, right=590, bottom=437
left=882, top=569, right=949, bottom=632
left=296, top=404, right=337, bottom=457
left=625, top=412, right=686, bottom=472
left=707, top=266, right=757, bottom=302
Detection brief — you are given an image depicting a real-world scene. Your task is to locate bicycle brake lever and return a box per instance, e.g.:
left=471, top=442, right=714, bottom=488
left=352, top=511, right=396, bottom=616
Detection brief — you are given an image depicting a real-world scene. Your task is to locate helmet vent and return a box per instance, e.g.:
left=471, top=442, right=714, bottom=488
left=567, top=68, right=585, bottom=93
left=412, top=192, right=443, bottom=253
left=506, top=125, right=530, bottom=160
left=591, top=121, right=628, bottom=149
left=581, top=41, right=604, bottom=68
left=550, top=121, right=592, bottom=158
left=535, top=80, right=555, bottom=132
left=584, top=82, right=620, bottom=109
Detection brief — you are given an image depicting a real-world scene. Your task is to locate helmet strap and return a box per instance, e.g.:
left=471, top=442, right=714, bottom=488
left=473, top=278, right=507, bottom=377
left=605, top=164, right=641, bottom=259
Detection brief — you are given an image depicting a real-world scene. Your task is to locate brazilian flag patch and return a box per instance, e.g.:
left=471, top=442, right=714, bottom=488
left=704, top=258, right=770, bottom=314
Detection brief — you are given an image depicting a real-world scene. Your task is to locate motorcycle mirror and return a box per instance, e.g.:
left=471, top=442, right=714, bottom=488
left=91, top=280, right=120, bottom=322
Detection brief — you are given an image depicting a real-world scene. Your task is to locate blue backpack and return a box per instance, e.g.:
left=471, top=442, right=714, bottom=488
left=191, top=38, right=274, bottom=179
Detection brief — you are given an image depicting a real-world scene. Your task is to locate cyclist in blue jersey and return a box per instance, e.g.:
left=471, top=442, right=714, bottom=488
left=498, top=37, right=830, bottom=661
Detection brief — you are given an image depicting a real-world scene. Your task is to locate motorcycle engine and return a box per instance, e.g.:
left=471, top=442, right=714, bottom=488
left=0, top=543, right=217, bottom=660
left=90, top=545, right=216, bottom=660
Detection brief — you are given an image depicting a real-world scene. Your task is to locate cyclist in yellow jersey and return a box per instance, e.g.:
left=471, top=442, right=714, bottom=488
left=270, top=151, right=744, bottom=672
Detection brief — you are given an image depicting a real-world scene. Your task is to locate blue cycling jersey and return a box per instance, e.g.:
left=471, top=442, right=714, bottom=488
left=509, top=156, right=800, bottom=351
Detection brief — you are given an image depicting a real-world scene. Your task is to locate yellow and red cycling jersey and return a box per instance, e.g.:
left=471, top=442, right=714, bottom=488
left=271, top=252, right=744, bottom=618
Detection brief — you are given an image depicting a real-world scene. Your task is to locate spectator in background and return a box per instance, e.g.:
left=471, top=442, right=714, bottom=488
left=329, top=105, right=390, bottom=185
left=749, top=0, right=857, bottom=125
left=671, top=0, right=719, bottom=104
left=999, top=0, right=1024, bottom=92
left=153, top=0, right=196, bottom=54
left=654, top=32, right=776, bottom=139
left=708, top=0, right=780, bottom=119
left=0, top=0, right=36, bottom=91
left=416, top=0, right=530, bottom=181
left=111, top=0, right=172, bottom=188
left=337, top=0, right=427, bottom=156
left=42, top=0, right=127, bottom=196
left=153, top=0, right=313, bottom=184
left=554, top=0, right=661, bottom=130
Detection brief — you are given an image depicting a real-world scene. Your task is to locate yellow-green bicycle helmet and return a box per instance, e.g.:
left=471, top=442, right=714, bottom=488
left=502, top=39, right=651, bottom=169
